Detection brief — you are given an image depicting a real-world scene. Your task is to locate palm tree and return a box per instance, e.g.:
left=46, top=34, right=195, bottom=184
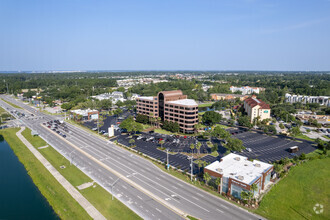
left=190, top=143, right=195, bottom=156
left=159, top=140, right=165, bottom=148
left=250, top=183, right=258, bottom=198
left=149, top=112, right=154, bottom=126
left=240, top=191, right=250, bottom=204
left=156, top=117, right=161, bottom=128
left=129, top=139, right=135, bottom=147
left=203, top=172, right=211, bottom=185
left=215, top=177, right=221, bottom=193
left=196, top=142, right=202, bottom=157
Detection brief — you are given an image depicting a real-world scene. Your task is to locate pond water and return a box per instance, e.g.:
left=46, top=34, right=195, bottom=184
left=0, top=136, right=59, bottom=220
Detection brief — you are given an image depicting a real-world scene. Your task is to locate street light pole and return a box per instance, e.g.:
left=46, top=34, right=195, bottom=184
left=166, top=148, right=169, bottom=170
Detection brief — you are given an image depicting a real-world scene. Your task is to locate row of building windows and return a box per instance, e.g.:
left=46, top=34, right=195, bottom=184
left=164, top=104, right=197, bottom=110
left=137, top=99, right=158, bottom=105
left=164, top=116, right=198, bottom=124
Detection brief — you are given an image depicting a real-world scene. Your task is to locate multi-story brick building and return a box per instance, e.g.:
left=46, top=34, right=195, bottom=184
left=244, top=97, right=271, bottom=122
left=204, top=153, right=273, bottom=199
left=136, top=90, right=199, bottom=133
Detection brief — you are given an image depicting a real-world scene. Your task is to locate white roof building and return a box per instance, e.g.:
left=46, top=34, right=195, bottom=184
left=204, top=153, right=273, bottom=198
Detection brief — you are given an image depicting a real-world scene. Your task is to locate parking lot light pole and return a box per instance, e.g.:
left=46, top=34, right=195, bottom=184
left=188, top=156, right=193, bottom=182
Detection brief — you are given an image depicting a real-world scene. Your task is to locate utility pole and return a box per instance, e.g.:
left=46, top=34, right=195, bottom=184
left=97, top=116, right=99, bottom=134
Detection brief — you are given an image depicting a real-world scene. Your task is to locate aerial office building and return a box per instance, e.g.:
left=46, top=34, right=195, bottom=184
left=136, top=90, right=198, bottom=133
left=204, top=153, right=273, bottom=199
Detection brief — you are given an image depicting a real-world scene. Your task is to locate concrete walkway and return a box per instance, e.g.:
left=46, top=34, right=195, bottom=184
left=16, top=127, right=106, bottom=220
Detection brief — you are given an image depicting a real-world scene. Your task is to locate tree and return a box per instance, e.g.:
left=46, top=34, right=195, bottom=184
left=190, top=143, right=195, bottom=155
left=212, top=125, right=231, bottom=139
left=156, top=117, right=161, bottom=128
left=196, top=142, right=202, bottom=156
left=250, top=183, right=258, bottom=198
left=129, top=138, right=135, bottom=147
left=136, top=114, right=149, bottom=124
left=202, top=111, right=222, bottom=125
left=215, top=177, right=221, bottom=193
left=119, top=116, right=143, bottom=134
left=290, top=126, right=301, bottom=136
left=159, top=140, right=165, bottom=148
left=224, top=137, right=245, bottom=152
left=279, top=123, right=285, bottom=129
left=240, top=191, right=252, bottom=203
left=237, top=116, right=253, bottom=128
left=203, top=172, right=211, bottom=185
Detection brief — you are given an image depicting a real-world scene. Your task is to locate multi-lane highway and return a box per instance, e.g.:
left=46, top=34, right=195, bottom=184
left=0, top=95, right=263, bottom=220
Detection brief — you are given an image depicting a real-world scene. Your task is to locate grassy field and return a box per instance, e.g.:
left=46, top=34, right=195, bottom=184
left=0, top=128, right=91, bottom=220
left=198, top=102, right=214, bottom=108
left=294, top=134, right=316, bottom=141
left=22, top=128, right=141, bottom=220
left=0, top=98, right=23, bottom=109
left=255, top=157, right=330, bottom=220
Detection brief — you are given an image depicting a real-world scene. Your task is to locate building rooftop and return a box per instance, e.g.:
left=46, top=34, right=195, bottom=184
left=205, top=153, right=273, bottom=185
left=71, top=109, right=98, bottom=116
left=245, top=97, right=270, bottom=109
left=167, top=99, right=198, bottom=106
left=138, top=96, right=155, bottom=101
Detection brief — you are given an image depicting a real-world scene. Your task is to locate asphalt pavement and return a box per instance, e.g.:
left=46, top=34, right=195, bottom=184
left=0, top=95, right=263, bottom=220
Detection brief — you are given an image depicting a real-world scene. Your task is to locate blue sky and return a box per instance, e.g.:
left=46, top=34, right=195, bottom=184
left=0, top=0, right=329, bottom=71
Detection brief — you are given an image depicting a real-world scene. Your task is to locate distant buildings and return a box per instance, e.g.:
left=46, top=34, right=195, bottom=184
left=230, top=86, right=265, bottom=95
left=136, top=90, right=198, bottom=133
left=204, top=153, right=273, bottom=199
left=93, top=91, right=125, bottom=103
left=244, top=97, right=271, bottom=122
left=285, top=93, right=330, bottom=107
left=210, top=93, right=249, bottom=101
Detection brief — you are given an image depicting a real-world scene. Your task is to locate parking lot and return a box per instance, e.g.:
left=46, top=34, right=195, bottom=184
left=228, top=128, right=317, bottom=163
left=114, top=133, right=215, bottom=174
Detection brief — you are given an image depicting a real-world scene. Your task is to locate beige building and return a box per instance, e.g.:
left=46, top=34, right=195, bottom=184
left=210, top=93, right=249, bottom=101
left=244, top=97, right=271, bottom=122
left=136, top=90, right=198, bottom=133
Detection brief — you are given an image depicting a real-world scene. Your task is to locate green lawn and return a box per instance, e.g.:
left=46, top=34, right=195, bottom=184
left=22, top=128, right=141, bottom=220
left=198, top=102, right=214, bottom=108
left=0, top=98, right=23, bottom=109
left=0, top=128, right=91, bottom=220
left=294, top=134, right=316, bottom=142
left=255, top=157, right=330, bottom=220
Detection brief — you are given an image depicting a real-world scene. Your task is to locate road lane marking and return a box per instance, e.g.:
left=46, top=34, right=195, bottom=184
left=221, top=204, right=229, bottom=209
left=156, top=208, right=162, bottom=213
left=137, top=195, right=142, bottom=200
left=216, top=208, right=224, bottom=213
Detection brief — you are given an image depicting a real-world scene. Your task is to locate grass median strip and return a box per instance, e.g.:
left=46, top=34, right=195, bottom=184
left=22, top=127, right=141, bottom=220
left=0, top=128, right=90, bottom=220
left=0, top=98, right=23, bottom=109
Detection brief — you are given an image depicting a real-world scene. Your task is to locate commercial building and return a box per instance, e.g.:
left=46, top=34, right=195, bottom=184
left=204, top=153, right=273, bottom=199
left=210, top=93, right=249, bottom=101
left=136, top=90, right=198, bottom=133
left=70, top=109, right=99, bottom=120
left=92, top=91, right=125, bottom=103
left=244, top=97, right=271, bottom=122
left=285, top=93, right=330, bottom=107
left=230, top=86, right=265, bottom=95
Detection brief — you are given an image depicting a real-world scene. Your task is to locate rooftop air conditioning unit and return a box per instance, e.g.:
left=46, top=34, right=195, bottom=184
left=255, top=163, right=261, bottom=167
left=234, top=157, right=241, bottom=161
left=237, top=176, right=244, bottom=181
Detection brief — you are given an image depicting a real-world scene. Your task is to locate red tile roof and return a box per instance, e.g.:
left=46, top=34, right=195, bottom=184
left=244, top=97, right=270, bottom=109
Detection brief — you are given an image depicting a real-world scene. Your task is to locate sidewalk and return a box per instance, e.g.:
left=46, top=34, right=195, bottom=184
left=16, top=127, right=106, bottom=220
